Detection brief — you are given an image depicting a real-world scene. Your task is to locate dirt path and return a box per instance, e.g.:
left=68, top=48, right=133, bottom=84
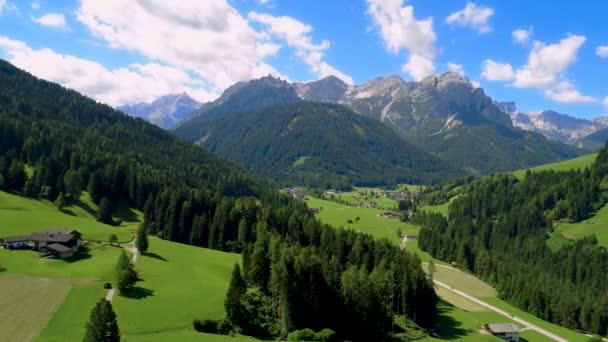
left=105, top=241, right=138, bottom=302
left=425, top=263, right=568, bottom=342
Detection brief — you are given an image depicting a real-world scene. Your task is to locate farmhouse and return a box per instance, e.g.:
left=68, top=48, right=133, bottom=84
left=402, top=235, right=418, bottom=242
left=484, top=323, right=520, bottom=341
left=0, top=229, right=81, bottom=259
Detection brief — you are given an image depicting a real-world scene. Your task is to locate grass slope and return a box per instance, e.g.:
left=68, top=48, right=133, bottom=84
left=512, top=153, right=597, bottom=179
left=113, top=237, right=241, bottom=339
left=0, top=191, right=132, bottom=242
left=555, top=202, right=608, bottom=248
left=0, top=273, right=71, bottom=342
left=37, top=284, right=106, bottom=342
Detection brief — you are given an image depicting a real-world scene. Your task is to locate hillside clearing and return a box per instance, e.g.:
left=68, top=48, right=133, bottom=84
left=0, top=273, right=71, bottom=342
left=425, top=265, right=497, bottom=298
left=512, top=153, right=597, bottom=179
left=0, top=191, right=132, bottom=242
left=113, top=237, right=241, bottom=338
left=555, top=202, right=608, bottom=247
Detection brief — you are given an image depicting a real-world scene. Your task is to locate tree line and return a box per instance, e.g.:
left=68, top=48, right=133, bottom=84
left=415, top=145, right=608, bottom=335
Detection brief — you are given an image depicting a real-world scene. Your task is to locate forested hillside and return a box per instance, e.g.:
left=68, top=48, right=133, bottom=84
left=177, top=102, right=464, bottom=189
left=415, top=144, right=608, bottom=335
left=0, top=60, right=436, bottom=341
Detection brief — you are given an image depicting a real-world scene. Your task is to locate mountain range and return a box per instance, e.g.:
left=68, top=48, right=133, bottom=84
left=174, top=72, right=582, bottom=180
left=117, top=93, right=202, bottom=129
left=495, top=101, right=608, bottom=146
left=177, top=101, right=464, bottom=189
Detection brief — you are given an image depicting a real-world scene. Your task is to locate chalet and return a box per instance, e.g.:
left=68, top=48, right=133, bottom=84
left=1, top=229, right=81, bottom=259
left=484, top=323, right=520, bottom=341
left=402, top=235, right=418, bottom=242
left=380, top=211, right=401, bottom=219
left=0, top=236, right=30, bottom=249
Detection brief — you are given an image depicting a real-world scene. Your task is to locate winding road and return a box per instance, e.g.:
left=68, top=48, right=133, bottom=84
left=432, top=278, right=568, bottom=342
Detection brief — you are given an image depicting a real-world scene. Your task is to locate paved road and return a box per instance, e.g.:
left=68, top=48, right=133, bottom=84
left=426, top=264, right=569, bottom=342
left=105, top=242, right=139, bottom=302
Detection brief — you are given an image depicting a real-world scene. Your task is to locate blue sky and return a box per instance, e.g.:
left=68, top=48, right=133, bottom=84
left=0, top=0, right=606, bottom=118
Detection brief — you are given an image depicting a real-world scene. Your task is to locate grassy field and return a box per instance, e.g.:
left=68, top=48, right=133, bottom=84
left=328, top=189, right=398, bottom=210
left=434, top=286, right=489, bottom=312
left=0, top=191, right=132, bottom=242
left=0, top=243, right=123, bottom=281
left=0, top=273, right=71, bottom=342
left=554, top=202, right=608, bottom=247
left=306, top=197, right=418, bottom=243
left=123, top=330, right=261, bottom=342
left=37, top=283, right=106, bottom=342
left=420, top=201, right=451, bottom=217
left=427, top=265, right=497, bottom=298
left=512, top=153, right=597, bottom=179
left=481, top=297, right=589, bottom=342
left=417, top=301, right=509, bottom=342
left=113, top=237, right=241, bottom=340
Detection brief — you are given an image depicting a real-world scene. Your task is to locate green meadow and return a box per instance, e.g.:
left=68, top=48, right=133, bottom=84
left=306, top=196, right=418, bottom=243
left=512, top=153, right=597, bottom=179
left=0, top=191, right=132, bottom=242
left=113, top=237, right=241, bottom=339
left=554, top=202, right=608, bottom=248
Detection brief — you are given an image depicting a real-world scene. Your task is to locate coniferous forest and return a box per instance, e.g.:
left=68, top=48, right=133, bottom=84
left=416, top=144, right=608, bottom=335
left=0, top=60, right=436, bottom=341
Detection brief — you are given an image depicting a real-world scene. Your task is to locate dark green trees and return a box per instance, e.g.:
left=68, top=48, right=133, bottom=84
left=114, top=250, right=137, bottom=294
left=416, top=143, right=608, bottom=335
left=83, top=299, right=120, bottom=342
left=135, top=225, right=148, bottom=253
left=225, top=264, right=247, bottom=328
left=97, top=198, right=113, bottom=225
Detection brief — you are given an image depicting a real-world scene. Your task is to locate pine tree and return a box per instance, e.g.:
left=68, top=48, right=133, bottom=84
left=225, top=263, right=247, bottom=328
left=97, top=198, right=113, bottom=225
left=83, top=299, right=120, bottom=342
left=114, top=250, right=137, bottom=294
left=87, top=172, right=102, bottom=204
left=54, top=192, right=66, bottom=210
left=135, top=224, right=149, bottom=253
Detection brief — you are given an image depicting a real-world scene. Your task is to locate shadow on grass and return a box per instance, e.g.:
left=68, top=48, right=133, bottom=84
left=64, top=248, right=92, bottom=263
left=142, top=251, right=168, bottom=262
left=121, top=286, right=155, bottom=299
left=70, top=197, right=98, bottom=218
left=430, top=303, right=472, bottom=340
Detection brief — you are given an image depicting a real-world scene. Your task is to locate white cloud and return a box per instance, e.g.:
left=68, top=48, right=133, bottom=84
left=0, top=0, right=16, bottom=13
left=544, top=81, right=598, bottom=104
left=31, top=1, right=40, bottom=10
left=0, top=36, right=217, bottom=106
left=447, top=62, right=464, bottom=75
left=471, top=80, right=481, bottom=88
left=481, top=60, right=514, bottom=80
left=366, top=0, right=436, bottom=80
left=514, top=35, right=586, bottom=88
left=446, top=2, right=494, bottom=34
left=597, top=46, right=608, bottom=58
left=76, top=0, right=284, bottom=92
left=482, top=34, right=596, bottom=104
left=604, top=97, right=608, bottom=109
left=512, top=27, right=532, bottom=45
left=33, top=13, right=68, bottom=29
left=248, top=12, right=353, bottom=84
